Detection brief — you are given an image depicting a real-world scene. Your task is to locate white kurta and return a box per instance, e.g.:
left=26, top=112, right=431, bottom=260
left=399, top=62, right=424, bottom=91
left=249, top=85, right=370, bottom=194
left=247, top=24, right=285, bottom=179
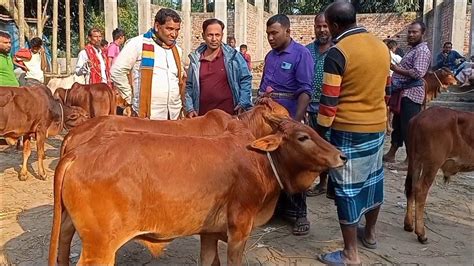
left=111, top=35, right=182, bottom=120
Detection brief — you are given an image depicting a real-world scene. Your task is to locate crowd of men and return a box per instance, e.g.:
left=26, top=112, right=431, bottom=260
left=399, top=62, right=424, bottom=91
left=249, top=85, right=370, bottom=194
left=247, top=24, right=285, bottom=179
left=0, top=1, right=472, bottom=264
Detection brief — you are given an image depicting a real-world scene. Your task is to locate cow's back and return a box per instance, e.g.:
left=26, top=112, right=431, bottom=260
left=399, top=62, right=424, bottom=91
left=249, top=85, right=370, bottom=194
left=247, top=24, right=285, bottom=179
left=61, top=110, right=233, bottom=156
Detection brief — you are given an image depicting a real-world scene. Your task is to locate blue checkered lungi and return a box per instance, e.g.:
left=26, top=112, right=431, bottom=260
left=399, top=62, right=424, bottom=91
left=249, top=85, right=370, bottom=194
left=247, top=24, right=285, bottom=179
left=328, top=130, right=385, bottom=225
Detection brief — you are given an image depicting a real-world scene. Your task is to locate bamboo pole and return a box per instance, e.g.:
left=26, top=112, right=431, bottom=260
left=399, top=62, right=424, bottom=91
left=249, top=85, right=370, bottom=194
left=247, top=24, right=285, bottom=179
left=65, top=0, right=71, bottom=74
left=18, top=0, right=24, bottom=48
left=37, top=0, right=43, bottom=37
left=79, top=0, right=85, bottom=49
left=52, top=0, right=58, bottom=73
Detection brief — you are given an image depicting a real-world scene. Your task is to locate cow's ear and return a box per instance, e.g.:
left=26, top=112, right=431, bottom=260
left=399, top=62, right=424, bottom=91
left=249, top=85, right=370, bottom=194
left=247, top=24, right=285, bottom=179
left=263, top=113, right=287, bottom=130
left=250, top=134, right=282, bottom=152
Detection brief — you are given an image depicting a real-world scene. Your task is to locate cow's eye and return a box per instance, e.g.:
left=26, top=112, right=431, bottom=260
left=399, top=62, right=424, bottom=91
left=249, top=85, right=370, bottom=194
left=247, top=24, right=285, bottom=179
left=298, top=135, right=310, bottom=142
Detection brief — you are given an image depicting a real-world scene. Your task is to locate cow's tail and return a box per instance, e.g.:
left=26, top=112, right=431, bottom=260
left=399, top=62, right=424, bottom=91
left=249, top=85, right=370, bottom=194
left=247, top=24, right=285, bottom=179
left=405, top=120, right=422, bottom=199
left=48, top=156, right=74, bottom=266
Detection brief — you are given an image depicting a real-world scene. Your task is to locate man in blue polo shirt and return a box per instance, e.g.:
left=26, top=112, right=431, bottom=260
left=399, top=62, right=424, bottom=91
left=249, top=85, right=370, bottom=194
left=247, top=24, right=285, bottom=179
left=259, top=14, right=314, bottom=236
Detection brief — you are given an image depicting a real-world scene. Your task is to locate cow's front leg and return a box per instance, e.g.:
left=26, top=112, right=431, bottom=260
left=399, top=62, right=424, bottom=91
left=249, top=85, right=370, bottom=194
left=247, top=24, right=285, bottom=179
left=19, top=136, right=31, bottom=181
left=200, top=233, right=223, bottom=266
left=227, top=211, right=254, bottom=265
left=36, top=132, right=47, bottom=180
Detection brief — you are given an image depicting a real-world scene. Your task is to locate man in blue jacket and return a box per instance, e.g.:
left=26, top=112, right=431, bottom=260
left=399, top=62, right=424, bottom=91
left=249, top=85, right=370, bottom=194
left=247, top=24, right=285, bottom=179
left=185, top=18, right=252, bottom=117
left=434, top=41, right=465, bottom=73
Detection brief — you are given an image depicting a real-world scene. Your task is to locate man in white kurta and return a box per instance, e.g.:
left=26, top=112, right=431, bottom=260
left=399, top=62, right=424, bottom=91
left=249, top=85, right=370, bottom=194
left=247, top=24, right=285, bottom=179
left=111, top=8, right=183, bottom=120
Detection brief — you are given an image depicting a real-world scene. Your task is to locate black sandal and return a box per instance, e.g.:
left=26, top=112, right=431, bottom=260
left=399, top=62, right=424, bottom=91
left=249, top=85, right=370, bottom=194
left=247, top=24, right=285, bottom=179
left=292, top=217, right=310, bottom=236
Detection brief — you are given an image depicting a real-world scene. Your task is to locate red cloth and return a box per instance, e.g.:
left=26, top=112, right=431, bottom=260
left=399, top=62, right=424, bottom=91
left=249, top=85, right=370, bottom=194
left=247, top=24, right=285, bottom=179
left=85, top=44, right=110, bottom=85
left=242, top=52, right=252, bottom=70
left=198, top=49, right=234, bottom=116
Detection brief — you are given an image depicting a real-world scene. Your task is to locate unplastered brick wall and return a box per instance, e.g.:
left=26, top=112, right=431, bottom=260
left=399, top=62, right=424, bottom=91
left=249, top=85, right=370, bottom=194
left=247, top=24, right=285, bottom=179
left=246, top=3, right=258, bottom=60
left=440, top=0, right=454, bottom=45
left=190, top=12, right=214, bottom=49
left=263, top=11, right=272, bottom=57
left=288, top=13, right=418, bottom=52
left=227, top=10, right=235, bottom=40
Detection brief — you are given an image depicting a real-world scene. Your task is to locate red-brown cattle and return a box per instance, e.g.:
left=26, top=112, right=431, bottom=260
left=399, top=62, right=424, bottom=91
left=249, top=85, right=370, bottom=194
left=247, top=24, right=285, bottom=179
left=49, top=117, right=346, bottom=265
left=60, top=97, right=290, bottom=157
left=0, top=85, right=88, bottom=180
left=423, top=67, right=458, bottom=105
left=54, top=82, right=116, bottom=118
left=404, top=107, right=474, bottom=244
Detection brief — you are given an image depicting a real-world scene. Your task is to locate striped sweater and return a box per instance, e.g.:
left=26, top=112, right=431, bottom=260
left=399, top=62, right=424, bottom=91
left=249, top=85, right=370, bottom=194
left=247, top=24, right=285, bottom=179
left=317, top=27, right=391, bottom=133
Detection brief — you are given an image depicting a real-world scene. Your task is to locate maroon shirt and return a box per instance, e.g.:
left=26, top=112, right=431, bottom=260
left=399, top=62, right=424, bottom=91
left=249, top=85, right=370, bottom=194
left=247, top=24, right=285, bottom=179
left=198, top=48, right=234, bottom=116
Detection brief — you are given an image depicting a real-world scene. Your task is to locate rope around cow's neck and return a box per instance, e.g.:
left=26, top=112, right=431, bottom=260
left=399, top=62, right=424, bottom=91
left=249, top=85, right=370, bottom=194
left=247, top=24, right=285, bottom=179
left=433, top=71, right=444, bottom=90
left=266, top=152, right=284, bottom=190
left=64, top=88, right=69, bottom=104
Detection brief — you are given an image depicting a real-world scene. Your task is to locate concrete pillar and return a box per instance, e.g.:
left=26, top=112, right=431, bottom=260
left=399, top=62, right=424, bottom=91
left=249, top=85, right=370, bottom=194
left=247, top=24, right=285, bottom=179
left=138, top=0, right=152, bottom=34
left=451, top=0, right=468, bottom=53
left=422, top=0, right=433, bottom=24
left=104, top=0, right=118, bottom=42
left=255, top=0, right=265, bottom=61
left=269, top=0, right=278, bottom=14
left=470, top=3, right=474, bottom=56
left=234, top=0, right=248, bottom=47
left=431, top=0, right=443, bottom=61
left=182, top=0, right=192, bottom=62
left=214, top=0, right=227, bottom=41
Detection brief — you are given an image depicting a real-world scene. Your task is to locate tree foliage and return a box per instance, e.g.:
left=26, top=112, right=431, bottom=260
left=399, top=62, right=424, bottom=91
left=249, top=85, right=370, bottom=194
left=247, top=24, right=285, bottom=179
left=279, top=0, right=422, bottom=15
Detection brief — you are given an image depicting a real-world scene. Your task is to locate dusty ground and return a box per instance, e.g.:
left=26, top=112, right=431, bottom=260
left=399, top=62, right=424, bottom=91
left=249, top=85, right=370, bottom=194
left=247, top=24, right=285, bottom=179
left=0, top=134, right=473, bottom=265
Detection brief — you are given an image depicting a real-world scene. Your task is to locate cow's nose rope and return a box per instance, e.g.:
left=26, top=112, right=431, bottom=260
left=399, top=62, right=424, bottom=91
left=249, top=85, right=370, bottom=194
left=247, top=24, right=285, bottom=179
left=433, top=71, right=443, bottom=89
left=266, top=152, right=284, bottom=190
left=64, top=88, right=69, bottom=104
left=58, top=102, right=64, bottom=131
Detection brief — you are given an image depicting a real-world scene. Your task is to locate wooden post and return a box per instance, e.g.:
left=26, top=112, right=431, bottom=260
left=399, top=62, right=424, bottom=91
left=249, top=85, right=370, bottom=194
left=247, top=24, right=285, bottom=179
left=37, top=0, right=43, bottom=37
left=65, top=0, right=71, bottom=74
left=18, top=0, right=25, bottom=48
left=79, top=0, right=85, bottom=49
left=52, top=0, right=58, bottom=73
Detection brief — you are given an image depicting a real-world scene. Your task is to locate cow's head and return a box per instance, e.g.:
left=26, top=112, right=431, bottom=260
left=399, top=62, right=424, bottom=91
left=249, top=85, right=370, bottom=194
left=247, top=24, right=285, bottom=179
left=62, top=105, right=89, bottom=130
left=238, top=97, right=290, bottom=138
left=249, top=116, right=346, bottom=193
left=437, top=67, right=458, bottom=87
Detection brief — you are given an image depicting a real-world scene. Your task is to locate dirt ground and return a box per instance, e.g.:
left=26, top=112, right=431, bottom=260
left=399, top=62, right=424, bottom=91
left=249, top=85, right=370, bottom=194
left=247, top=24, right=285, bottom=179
left=0, top=134, right=473, bottom=265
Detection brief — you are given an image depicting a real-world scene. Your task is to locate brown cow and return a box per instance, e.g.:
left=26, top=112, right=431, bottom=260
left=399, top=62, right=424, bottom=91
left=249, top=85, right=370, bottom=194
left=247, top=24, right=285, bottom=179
left=54, top=82, right=116, bottom=118
left=404, top=107, right=474, bottom=244
left=60, top=97, right=290, bottom=157
left=0, top=86, right=89, bottom=180
left=49, top=117, right=346, bottom=265
left=423, top=67, right=458, bottom=105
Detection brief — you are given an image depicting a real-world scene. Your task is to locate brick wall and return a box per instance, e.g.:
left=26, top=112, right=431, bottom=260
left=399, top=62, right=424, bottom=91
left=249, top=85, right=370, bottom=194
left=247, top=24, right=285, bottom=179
left=440, top=1, right=453, bottom=45
left=246, top=3, right=258, bottom=60
left=227, top=10, right=234, bottom=40
left=288, top=13, right=417, bottom=52
left=465, top=5, right=471, bottom=55
left=190, top=12, right=214, bottom=49
left=263, top=11, right=272, bottom=58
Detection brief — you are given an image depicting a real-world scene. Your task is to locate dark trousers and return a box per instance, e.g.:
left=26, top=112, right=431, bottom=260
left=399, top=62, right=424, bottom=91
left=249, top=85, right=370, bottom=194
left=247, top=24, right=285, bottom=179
left=276, top=192, right=307, bottom=218
left=391, top=97, right=422, bottom=148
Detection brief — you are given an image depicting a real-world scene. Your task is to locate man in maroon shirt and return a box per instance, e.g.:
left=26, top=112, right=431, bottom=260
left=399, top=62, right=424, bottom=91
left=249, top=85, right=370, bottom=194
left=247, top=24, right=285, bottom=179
left=185, top=19, right=252, bottom=117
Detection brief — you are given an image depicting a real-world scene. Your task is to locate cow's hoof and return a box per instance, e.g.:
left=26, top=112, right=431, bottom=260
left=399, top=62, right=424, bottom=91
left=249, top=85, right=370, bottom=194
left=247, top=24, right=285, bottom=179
left=417, top=235, right=428, bottom=244
left=404, top=224, right=414, bottom=232
left=18, top=172, right=29, bottom=181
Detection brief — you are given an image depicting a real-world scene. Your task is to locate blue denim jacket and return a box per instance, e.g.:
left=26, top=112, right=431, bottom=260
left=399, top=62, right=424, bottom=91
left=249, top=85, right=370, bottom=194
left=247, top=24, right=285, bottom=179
left=185, top=43, right=253, bottom=113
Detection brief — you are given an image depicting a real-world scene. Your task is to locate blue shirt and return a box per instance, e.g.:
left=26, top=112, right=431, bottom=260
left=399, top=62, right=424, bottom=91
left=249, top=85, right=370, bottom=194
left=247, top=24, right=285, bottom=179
left=259, top=39, right=314, bottom=118
left=435, top=50, right=464, bottom=72
left=306, top=40, right=329, bottom=113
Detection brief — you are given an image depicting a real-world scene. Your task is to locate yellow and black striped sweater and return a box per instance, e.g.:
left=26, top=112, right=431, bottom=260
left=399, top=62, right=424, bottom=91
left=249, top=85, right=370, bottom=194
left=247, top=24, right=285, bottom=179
left=317, top=27, right=391, bottom=133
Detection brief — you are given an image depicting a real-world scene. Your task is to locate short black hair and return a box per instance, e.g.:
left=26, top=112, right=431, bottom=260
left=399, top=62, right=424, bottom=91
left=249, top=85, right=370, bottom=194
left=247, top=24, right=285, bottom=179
left=0, top=30, right=11, bottom=39
left=227, top=36, right=236, bottom=42
left=202, top=18, right=225, bottom=32
left=314, top=12, right=325, bottom=21
left=112, top=28, right=125, bottom=41
left=387, top=40, right=398, bottom=50
left=325, top=2, right=356, bottom=27
left=409, top=21, right=426, bottom=34
left=266, top=14, right=290, bottom=29
left=29, top=37, right=43, bottom=48
left=100, top=39, right=108, bottom=47
left=443, top=41, right=453, bottom=47
left=240, top=44, right=247, bottom=49
left=88, top=28, right=101, bottom=37
left=155, top=8, right=181, bottom=25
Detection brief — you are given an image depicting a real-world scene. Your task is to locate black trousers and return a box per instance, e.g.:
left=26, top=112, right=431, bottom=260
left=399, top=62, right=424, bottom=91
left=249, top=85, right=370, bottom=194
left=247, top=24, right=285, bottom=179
left=276, top=192, right=307, bottom=218
left=391, top=97, right=422, bottom=148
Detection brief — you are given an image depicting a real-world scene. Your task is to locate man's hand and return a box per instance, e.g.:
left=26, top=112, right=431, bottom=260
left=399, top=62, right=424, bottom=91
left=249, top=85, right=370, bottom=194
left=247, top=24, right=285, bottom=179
left=234, top=105, right=245, bottom=115
left=186, top=110, right=198, bottom=118
left=390, top=63, right=398, bottom=72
